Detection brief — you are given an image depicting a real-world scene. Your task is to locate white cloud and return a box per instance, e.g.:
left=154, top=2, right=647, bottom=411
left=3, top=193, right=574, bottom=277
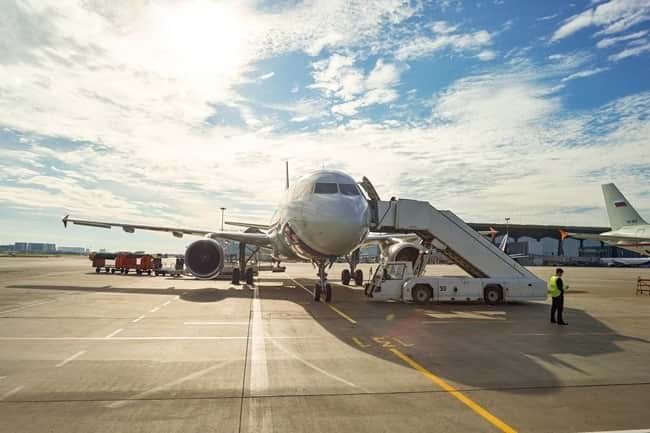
left=431, top=21, right=459, bottom=34
left=477, top=50, right=497, bottom=61
left=309, top=54, right=365, bottom=100
left=396, top=30, right=492, bottom=60
left=551, top=0, right=650, bottom=42
left=311, top=56, right=403, bottom=116
left=258, top=72, right=275, bottom=81
left=609, top=40, right=650, bottom=60
left=597, top=29, right=648, bottom=47
left=561, top=67, right=609, bottom=82
left=537, top=13, right=559, bottom=22
left=1, top=0, right=650, bottom=249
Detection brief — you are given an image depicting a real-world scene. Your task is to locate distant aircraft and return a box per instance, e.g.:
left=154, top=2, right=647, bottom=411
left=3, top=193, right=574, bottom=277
left=565, top=183, right=650, bottom=256
left=599, top=257, right=650, bottom=267
left=62, top=169, right=424, bottom=302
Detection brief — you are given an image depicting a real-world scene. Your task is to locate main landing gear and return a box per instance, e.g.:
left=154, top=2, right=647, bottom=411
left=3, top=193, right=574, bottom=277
left=341, top=269, right=363, bottom=286
left=341, top=249, right=364, bottom=286
left=313, top=260, right=333, bottom=303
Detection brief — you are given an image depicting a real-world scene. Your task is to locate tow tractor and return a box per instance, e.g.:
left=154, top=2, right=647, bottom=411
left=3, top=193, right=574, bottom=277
left=365, top=260, right=546, bottom=305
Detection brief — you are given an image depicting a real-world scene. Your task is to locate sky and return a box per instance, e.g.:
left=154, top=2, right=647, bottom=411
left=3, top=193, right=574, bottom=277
left=1, top=0, right=649, bottom=251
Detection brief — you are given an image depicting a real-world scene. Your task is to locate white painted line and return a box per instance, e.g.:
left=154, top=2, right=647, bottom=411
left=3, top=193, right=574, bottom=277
left=286, top=274, right=313, bottom=296
left=1, top=386, right=24, bottom=400
left=0, top=300, right=58, bottom=314
left=0, top=376, right=6, bottom=380
left=249, top=284, right=273, bottom=432
left=578, top=430, right=650, bottom=433
left=270, top=338, right=369, bottom=392
left=132, top=315, right=145, bottom=323
left=250, top=285, right=269, bottom=392
left=107, top=361, right=229, bottom=408
left=162, top=301, right=171, bottom=306
left=56, top=350, right=86, bottom=368
left=184, top=321, right=249, bottom=325
left=105, top=328, right=123, bottom=339
left=288, top=274, right=357, bottom=324
left=512, top=332, right=618, bottom=336
left=149, top=307, right=160, bottom=313
left=0, top=336, right=310, bottom=341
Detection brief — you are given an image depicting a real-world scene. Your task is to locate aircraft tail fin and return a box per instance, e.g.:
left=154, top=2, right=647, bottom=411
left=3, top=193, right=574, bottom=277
left=602, top=183, right=647, bottom=230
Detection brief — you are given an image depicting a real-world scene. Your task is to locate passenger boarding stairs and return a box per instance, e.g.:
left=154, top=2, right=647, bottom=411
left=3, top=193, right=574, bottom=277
left=368, top=199, right=538, bottom=280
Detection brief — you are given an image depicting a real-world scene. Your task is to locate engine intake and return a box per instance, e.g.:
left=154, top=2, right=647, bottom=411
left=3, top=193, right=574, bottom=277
left=185, top=239, right=225, bottom=279
left=384, top=241, right=425, bottom=274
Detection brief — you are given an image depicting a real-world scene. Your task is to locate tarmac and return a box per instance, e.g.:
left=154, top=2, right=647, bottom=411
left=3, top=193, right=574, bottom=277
left=1, top=256, right=649, bottom=433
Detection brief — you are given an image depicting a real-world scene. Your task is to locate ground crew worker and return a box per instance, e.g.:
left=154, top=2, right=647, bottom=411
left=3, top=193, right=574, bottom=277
left=548, top=268, right=568, bottom=325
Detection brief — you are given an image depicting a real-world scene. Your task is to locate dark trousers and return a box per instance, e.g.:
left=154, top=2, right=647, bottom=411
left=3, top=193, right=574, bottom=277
left=551, top=294, right=564, bottom=322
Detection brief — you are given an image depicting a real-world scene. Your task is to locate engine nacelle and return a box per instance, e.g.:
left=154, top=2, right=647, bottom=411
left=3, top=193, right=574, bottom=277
left=184, top=239, right=225, bottom=279
left=385, top=242, right=423, bottom=266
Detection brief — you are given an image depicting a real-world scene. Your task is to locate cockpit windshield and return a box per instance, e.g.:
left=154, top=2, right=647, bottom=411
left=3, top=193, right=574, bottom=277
left=339, top=184, right=360, bottom=196
left=314, top=183, right=339, bottom=194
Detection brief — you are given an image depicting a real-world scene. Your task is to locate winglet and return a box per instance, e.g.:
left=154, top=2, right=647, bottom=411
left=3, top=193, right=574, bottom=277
left=62, top=215, right=69, bottom=228
left=559, top=229, right=569, bottom=241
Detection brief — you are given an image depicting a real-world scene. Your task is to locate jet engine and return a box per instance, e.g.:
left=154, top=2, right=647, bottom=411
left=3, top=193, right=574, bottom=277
left=385, top=242, right=423, bottom=266
left=381, top=240, right=428, bottom=276
left=184, top=239, right=225, bottom=279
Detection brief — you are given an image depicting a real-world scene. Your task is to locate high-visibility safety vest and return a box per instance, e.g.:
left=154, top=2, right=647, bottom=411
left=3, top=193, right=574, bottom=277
left=548, top=276, right=563, bottom=297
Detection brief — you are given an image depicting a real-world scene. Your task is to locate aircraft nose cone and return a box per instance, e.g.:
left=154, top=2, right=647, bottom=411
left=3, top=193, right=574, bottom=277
left=295, top=198, right=369, bottom=256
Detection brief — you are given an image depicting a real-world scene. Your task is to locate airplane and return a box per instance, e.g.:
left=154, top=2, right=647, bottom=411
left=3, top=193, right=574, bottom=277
left=62, top=169, right=425, bottom=302
left=564, top=183, right=650, bottom=256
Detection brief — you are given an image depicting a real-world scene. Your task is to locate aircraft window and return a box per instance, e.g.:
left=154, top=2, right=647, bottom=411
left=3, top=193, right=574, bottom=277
left=339, top=184, right=360, bottom=196
left=383, top=263, right=406, bottom=280
left=314, top=183, right=338, bottom=194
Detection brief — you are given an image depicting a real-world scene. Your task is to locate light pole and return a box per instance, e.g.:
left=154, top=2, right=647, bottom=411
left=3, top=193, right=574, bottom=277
left=505, top=217, right=510, bottom=236
left=220, top=207, right=226, bottom=232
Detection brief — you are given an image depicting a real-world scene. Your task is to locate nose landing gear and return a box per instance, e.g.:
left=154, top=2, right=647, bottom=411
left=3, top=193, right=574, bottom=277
left=314, top=260, right=333, bottom=302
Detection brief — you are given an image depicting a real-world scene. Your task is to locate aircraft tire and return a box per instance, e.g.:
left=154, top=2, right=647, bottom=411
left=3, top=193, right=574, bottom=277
left=232, top=268, right=241, bottom=285
left=341, top=269, right=351, bottom=285
left=245, top=268, right=254, bottom=285
left=314, top=282, right=321, bottom=302
left=325, top=283, right=332, bottom=302
left=354, top=269, right=364, bottom=286
left=95, top=267, right=100, bottom=273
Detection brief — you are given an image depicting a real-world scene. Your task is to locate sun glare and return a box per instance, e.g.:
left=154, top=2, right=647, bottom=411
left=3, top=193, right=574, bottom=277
left=151, top=1, right=250, bottom=80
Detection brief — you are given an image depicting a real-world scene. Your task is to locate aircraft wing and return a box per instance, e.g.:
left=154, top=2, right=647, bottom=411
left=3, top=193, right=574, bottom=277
left=62, top=215, right=272, bottom=248
left=361, top=233, right=420, bottom=248
left=225, top=220, right=272, bottom=231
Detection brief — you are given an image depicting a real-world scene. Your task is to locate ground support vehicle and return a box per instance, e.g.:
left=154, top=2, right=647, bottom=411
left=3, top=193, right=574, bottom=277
left=365, top=261, right=547, bottom=305
left=90, top=252, right=118, bottom=274
left=114, top=253, right=153, bottom=275
left=153, top=256, right=185, bottom=277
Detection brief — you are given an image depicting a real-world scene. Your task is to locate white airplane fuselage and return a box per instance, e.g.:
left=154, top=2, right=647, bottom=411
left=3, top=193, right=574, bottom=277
left=264, top=170, right=371, bottom=262
left=602, top=225, right=650, bottom=255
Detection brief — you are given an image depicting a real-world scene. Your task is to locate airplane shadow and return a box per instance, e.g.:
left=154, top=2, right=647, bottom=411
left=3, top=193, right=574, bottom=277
left=8, top=276, right=649, bottom=396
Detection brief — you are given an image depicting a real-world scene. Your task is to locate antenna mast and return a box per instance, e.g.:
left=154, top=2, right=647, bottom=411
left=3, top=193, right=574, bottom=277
left=285, top=160, right=290, bottom=190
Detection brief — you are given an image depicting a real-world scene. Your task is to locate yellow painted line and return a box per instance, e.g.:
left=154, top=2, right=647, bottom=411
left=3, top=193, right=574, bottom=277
left=287, top=275, right=357, bottom=325
left=392, top=337, right=414, bottom=347
left=390, top=348, right=517, bottom=433
left=327, top=304, right=357, bottom=324
left=352, top=337, right=371, bottom=348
